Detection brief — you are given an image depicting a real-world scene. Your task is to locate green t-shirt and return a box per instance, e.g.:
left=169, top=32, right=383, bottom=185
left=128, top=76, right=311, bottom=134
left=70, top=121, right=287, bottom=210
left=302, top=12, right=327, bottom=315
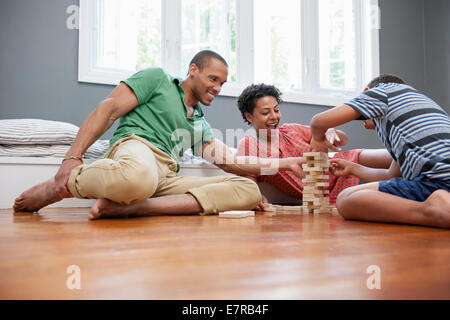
left=110, top=67, right=214, bottom=170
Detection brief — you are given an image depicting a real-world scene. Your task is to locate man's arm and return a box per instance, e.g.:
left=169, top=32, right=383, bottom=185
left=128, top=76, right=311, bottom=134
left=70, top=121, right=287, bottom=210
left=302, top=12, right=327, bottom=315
left=310, top=104, right=362, bottom=152
left=201, top=138, right=305, bottom=178
left=54, top=82, right=139, bottom=197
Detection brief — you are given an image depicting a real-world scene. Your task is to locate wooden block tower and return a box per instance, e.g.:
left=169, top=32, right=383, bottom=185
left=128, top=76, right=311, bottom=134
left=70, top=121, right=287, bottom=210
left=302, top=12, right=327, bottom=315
left=301, top=152, right=337, bottom=214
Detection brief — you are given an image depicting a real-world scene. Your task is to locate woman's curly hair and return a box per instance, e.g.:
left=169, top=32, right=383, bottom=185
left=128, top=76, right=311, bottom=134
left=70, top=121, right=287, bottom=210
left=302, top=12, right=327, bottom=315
left=237, top=84, right=283, bottom=125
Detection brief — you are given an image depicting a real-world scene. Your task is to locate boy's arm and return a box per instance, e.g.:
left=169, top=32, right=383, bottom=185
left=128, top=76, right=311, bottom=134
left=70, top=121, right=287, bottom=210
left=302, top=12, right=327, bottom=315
left=201, top=138, right=305, bottom=178
left=310, top=105, right=362, bottom=152
left=330, top=158, right=402, bottom=182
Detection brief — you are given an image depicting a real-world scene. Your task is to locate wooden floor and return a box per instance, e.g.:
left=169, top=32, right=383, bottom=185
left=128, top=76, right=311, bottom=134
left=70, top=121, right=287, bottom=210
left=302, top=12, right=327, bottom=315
left=0, top=207, right=449, bottom=300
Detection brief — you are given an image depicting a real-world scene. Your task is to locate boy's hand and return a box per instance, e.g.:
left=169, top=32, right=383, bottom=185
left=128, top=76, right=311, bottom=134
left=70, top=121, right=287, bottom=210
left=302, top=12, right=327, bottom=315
left=309, top=137, right=341, bottom=153
left=325, top=128, right=340, bottom=145
left=363, top=119, right=376, bottom=130
left=329, top=158, right=355, bottom=177
left=325, top=128, right=344, bottom=150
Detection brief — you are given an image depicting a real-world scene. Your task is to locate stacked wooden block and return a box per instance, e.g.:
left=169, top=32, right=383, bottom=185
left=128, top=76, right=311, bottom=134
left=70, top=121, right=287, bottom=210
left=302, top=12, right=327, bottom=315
left=301, top=152, right=337, bottom=214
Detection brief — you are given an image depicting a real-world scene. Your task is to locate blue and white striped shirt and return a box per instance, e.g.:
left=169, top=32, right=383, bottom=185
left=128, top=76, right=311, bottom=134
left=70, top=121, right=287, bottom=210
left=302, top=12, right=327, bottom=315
left=346, top=83, right=450, bottom=182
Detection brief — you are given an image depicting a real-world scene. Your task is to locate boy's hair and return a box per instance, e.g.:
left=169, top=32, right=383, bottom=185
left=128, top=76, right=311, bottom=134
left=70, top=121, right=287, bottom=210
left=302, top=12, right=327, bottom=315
left=188, top=50, right=228, bottom=72
left=367, top=74, right=406, bottom=89
left=237, top=83, right=283, bottom=125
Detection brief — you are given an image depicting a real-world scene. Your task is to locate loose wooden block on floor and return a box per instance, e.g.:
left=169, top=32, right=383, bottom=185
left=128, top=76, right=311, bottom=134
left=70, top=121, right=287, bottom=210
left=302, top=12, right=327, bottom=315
left=219, top=210, right=255, bottom=218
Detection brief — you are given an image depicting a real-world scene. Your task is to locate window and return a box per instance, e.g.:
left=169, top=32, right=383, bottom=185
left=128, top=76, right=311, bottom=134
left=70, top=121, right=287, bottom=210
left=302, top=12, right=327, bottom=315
left=79, top=0, right=379, bottom=106
left=253, top=0, right=302, bottom=90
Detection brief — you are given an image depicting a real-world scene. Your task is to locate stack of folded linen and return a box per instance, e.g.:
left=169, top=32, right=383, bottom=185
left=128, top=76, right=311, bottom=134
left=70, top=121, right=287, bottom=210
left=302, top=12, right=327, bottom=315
left=0, top=119, right=109, bottom=159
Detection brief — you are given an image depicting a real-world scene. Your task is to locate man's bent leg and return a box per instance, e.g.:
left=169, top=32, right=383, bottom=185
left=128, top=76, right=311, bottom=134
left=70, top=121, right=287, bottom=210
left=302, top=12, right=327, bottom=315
left=89, top=175, right=262, bottom=219
left=89, top=194, right=203, bottom=220
left=14, top=136, right=163, bottom=212
left=68, top=138, right=160, bottom=205
left=154, top=175, right=262, bottom=215
left=13, top=177, right=65, bottom=212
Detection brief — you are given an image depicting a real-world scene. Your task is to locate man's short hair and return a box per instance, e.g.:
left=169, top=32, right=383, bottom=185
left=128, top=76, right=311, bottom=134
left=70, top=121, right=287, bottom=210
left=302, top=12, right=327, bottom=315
left=189, top=50, right=228, bottom=72
left=367, top=74, right=406, bottom=89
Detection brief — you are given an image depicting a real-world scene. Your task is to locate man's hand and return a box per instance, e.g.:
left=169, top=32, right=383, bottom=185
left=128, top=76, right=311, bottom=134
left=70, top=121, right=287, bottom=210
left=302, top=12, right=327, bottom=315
left=329, top=158, right=356, bottom=177
left=254, top=194, right=269, bottom=211
left=54, top=159, right=83, bottom=198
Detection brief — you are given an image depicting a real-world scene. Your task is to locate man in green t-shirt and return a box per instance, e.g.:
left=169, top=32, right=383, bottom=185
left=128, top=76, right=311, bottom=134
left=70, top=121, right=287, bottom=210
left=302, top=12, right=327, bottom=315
left=14, top=50, right=305, bottom=219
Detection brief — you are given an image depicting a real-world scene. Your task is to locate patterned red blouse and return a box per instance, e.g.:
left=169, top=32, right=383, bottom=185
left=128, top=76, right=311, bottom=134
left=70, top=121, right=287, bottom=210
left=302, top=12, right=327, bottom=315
left=236, top=123, right=363, bottom=204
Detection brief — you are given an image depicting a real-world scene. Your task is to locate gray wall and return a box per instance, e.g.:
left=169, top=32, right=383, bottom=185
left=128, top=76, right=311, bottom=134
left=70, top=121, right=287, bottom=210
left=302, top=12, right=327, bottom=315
left=1, top=0, right=449, bottom=149
left=423, top=0, right=450, bottom=110
left=0, top=0, right=117, bottom=137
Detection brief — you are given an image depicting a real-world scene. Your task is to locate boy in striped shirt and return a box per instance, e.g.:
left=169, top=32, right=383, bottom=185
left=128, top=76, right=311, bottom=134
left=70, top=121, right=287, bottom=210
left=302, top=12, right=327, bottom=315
left=310, top=74, right=450, bottom=228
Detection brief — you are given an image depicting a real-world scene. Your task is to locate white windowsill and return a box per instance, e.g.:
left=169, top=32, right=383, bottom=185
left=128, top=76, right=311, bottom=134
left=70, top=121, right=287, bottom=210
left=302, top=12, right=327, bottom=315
left=77, top=75, right=353, bottom=107
left=219, top=83, right=354, bottom=107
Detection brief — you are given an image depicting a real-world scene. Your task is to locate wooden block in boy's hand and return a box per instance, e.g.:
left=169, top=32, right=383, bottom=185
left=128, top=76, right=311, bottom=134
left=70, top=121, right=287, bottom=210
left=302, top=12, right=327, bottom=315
left=219, top=210, right=255, bottom=218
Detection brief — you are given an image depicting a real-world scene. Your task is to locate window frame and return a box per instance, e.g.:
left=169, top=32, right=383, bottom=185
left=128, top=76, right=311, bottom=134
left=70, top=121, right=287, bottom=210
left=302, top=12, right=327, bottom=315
left=78, top=0, right=379, bottom=106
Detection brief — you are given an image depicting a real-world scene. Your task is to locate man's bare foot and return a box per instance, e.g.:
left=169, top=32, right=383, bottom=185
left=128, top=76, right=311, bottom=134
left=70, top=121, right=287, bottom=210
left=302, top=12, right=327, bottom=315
left=424, top=190, right=450, bottom=228
left=89, top=198, right=132, bottom=220
left=13, top=178, right=63, bottom=212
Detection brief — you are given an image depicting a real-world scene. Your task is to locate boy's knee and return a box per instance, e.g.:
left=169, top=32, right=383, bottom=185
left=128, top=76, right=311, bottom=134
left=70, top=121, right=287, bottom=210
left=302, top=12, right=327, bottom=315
left=336, top=187, right=353, bottom=203
left=336, top=186, right=359, bottom=219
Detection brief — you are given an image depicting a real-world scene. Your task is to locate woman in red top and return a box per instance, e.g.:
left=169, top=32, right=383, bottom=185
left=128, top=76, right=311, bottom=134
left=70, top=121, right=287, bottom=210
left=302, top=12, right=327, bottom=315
left=236, top=84, right=392, bottom=207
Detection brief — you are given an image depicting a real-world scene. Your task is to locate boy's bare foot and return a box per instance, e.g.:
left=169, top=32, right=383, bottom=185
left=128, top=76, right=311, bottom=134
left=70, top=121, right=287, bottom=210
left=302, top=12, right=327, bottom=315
left=13, top=178, right=63, bottom=212
left=89, top=198, right=132, bottom=220
left=424, top=190, right=450, bottom=228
